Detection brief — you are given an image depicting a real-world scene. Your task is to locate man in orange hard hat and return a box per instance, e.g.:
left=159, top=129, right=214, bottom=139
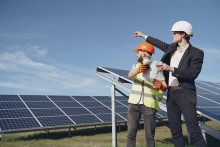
left=127, top=42, right=167, bottom=147
left=133, top=21, right=206, bottom=147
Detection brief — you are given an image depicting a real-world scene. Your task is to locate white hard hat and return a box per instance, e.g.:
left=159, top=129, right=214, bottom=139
left=171, top=21, right=193, bottom=36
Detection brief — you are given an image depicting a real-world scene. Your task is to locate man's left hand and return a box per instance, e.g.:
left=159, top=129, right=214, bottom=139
left=158, top=63, right=174, bottom=72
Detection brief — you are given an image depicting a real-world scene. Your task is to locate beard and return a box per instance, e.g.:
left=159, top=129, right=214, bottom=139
left=137, top=56, right=143, bottom=62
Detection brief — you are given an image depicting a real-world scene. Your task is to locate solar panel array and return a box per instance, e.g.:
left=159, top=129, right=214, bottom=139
left=2, top=67, right=219, bottom=134
left=0, top=95, right=167, bottom=133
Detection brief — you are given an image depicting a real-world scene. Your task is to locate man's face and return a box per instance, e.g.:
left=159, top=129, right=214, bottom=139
left=172, top=31, right=184, bottom=43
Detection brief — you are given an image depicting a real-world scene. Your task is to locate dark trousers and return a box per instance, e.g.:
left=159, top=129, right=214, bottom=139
left=127, top=104, right=156, bottom=147
left=167, top=89, right=207, bottom=147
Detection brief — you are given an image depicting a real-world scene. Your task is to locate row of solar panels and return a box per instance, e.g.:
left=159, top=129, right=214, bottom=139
left=0, top=95, right=167, bottom=133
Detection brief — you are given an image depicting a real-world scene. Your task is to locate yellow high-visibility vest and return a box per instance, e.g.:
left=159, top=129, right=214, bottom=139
left=128, top=63, right=164, bottom=111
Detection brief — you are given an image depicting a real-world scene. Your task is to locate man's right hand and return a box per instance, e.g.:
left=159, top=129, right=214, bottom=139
left=136, top=64, right=147, bottom=74
left=133, top=31, right=146, bottom=38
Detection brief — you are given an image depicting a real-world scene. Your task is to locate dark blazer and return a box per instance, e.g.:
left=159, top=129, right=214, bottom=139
left=146, top=36, right=204, bottom=104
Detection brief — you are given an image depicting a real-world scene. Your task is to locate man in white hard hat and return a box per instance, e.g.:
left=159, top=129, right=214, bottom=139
left=133, top=21, right=206, bottom=147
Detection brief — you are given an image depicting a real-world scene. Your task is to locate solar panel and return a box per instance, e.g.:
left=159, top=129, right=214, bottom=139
left=103, top=67, right=129, bottom=77
left=0, top=109, right=33, bottom=118
left=0, top=102, right=26, bottom=109
left=61, top=108, right=92, bottom=115
left=0, top=95, right=21, bottom=101
left=21, top=95, right=50, bottom=101
left=25, top=102, right=57, bottom=108
left=54, top=102, right=82, bottom=108
left=37, top=116, right=73, bottom=127
left=196, top=81, right=220, bottom=94
left=72, top=96, right=96, bottom=102
left=88, top=107, right=112, bottom=114
left=198, top=94, right=220, bottom=103
left=0, top=95, right=41, bottom=132
left=96, top=114, right=112, bottom=122
left=48, top=95, right=74, bottom=101
left=197, top=108, right=220, bottom=122
left=0, top=118, right=40, bottom=131
left=31, top=108, right=65, bottom=117
left=69, top=115, right=102, bottom=124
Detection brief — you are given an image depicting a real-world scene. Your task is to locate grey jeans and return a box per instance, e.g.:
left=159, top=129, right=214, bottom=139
left=127, top=104, right=156, bottom=147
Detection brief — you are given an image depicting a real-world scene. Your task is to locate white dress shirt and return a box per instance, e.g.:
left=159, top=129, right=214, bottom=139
left=169, top=44, right=189, bottom=86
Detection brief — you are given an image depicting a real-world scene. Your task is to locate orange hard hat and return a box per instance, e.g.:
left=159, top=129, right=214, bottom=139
left=134, top=42, right=154, bottom=54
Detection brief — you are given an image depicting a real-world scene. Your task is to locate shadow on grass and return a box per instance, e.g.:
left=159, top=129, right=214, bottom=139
left=18, top=125, right=125, bottom=141
left=16, top=122, right=155, bottom=141
left=8, top=121, right=170, bottom=141
left=156, top=134, right=220, bottom=147
left=156, top=137, right=173, bottom=144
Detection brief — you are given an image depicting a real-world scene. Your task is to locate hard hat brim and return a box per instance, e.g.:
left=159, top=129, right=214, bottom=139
left=134, top=48, right=140, bottom=52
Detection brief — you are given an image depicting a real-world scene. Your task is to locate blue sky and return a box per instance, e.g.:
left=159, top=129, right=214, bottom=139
left=0, top=0, right=220, bottom=96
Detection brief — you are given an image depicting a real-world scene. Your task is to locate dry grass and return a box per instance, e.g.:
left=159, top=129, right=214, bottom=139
left=0, top=120, right=219, bottom=147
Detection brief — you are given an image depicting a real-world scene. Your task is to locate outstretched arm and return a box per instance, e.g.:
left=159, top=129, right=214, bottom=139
left=133, top=31, right=170, bottom=52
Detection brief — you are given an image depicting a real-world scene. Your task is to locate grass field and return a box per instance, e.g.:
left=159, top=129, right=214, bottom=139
left=0, top=120, right=219, bottom=147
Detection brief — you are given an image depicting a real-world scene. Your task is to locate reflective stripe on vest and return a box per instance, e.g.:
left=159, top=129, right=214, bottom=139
left=130, top=89, right=163, bottom=102
left=133, top=78, right=163, bottom=99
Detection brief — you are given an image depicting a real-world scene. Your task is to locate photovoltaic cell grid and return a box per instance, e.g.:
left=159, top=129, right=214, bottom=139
left=0, top=95, right=41, bottom=131
left=0, top=95, right=167, bottom=133
left=195, top=81, right=220, bottom=123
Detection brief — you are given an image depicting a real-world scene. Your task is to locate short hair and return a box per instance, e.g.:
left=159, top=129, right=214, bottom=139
left=180, top=31, right=191, bottom=42
left=185, top=34, right=191, bottom=42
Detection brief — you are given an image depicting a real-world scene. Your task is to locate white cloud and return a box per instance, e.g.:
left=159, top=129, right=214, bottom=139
left=28, top=45, right=48, bottom=57
left=206, top=48, right=220, bottom=55
left=1, top=44, right=48, bottom=57
left=202, top=47, right=220, bottom=61
left=0, top=82, right=30, bottom=89
left=0, top=51, right=99, bottom=94
left=0, top=81, right=48, bottom=92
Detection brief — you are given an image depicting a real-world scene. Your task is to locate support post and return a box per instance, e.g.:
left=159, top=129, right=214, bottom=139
left=111, top=84, right=117, bottom=147
left=0, top=128, right=2, bottom=141
left=199, top=122, right=207, bottom=144
left=68, top=128, right=71, bottom=137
